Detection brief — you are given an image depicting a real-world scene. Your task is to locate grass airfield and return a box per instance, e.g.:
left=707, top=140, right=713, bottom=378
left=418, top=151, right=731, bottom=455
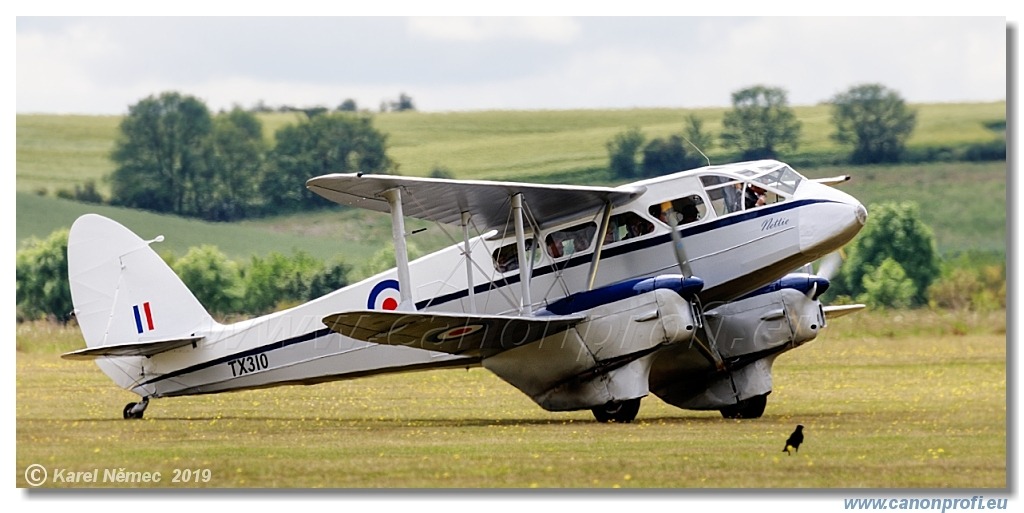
left=15, top=309, right=1005, bottom=489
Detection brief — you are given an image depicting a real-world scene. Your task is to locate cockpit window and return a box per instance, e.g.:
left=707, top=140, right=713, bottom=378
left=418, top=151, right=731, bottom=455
left=752, top=164, right=802, bottom=196
left=700, top=168, right=795, bottom=216
left=545, top=222, right=597, bottom=259
left=700, top=175, right=743, bottom=216
left=648, top=195, right=707, bottom=226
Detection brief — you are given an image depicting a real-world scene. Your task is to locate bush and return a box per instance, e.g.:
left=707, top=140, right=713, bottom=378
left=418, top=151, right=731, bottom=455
left=241, top=251, right=336, bottom=314
left=429, top=166, right=455, bottom=179
left=835, top=201, right=940, bottom=306
left=857, top=258, right=916, bottom=309
left=55, top=179, right=105, bottom=204
left=961, top=139, right=1006, bottom=162
left=171, top=245, right=244, bottom=317
left=606, top=127, right=646, bottom=180
left=927, top=256, right=1005, bottom=311
left=16, top=229, right=72, bottom=322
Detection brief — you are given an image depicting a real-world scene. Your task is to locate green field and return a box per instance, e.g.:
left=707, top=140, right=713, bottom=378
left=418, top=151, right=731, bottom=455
left=15, top=102, right=1008, bottom=260
left=15, top=309, right=1005, bottom=488
left=16, top=102, right=1005, bottom=193
left=16, top=160, right=1007, bottom=262
left=15, top=191, right=451, bottom=265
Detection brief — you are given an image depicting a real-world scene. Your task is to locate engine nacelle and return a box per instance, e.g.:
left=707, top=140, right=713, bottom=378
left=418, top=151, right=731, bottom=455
left=650, top=287, right=825, bottom=412
left=483, top=287, right=698, bottom=411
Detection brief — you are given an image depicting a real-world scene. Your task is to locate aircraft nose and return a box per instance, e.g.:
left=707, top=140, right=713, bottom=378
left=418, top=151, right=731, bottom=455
left=797, top=187, right=868, bottom=256
left=855, top=202, right=868, bottom=226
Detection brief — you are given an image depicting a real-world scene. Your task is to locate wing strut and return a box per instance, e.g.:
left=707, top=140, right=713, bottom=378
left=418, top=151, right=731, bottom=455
left=461, top=211, right=476, bottom=314
left=383, top=187, right=415, bottom=310
left=512, top=193, right=532, bottom=315
left=586, top=201, right=613, bottom=290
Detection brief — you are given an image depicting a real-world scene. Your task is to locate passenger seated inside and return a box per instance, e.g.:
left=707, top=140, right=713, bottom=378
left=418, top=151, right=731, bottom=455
left=495, top=248, right=518, bottom=273
left=546, top=234, right=564, bottom=258
left=625, top=215, right=653, bottom=239
left=492, top=239, right=535, bottom=273
left=680, top=203, right=700, bottom=223
left=650, top=197, right=703, bottom=226
left=545, top=222, right=596, bottom=258
left=604, top=212, right=654, bottom=243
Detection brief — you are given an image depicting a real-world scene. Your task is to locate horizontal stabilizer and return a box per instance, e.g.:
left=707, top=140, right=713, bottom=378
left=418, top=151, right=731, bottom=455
left=322, top=311, right=585, bottom=356
left=822, top=304, right=866, bottom=319
left=61, top=336, right=203, bottom=361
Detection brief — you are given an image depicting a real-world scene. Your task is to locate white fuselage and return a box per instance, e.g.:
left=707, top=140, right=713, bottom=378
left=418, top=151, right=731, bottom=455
left=127, top=165, right=866, bottom=399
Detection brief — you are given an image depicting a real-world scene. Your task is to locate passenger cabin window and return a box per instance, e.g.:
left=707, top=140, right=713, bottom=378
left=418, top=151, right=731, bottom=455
left=492, top=239, right=537, bottom=273
left=604, top=212, right=654, bottom=244
left=545, top=222, right=597, bottom=259
left=649, top=195, right=707, bottom=226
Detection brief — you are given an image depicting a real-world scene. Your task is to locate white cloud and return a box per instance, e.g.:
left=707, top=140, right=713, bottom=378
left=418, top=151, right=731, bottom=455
left=14, top=17, right=1007, bottom=114
left=685, top=17, right=1006, bottom=105
left=16, top=20, right=126, bottom=113
left=407, top=17, right=581, bottom=43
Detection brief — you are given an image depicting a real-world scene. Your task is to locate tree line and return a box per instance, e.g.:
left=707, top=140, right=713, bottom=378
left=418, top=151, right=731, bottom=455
left=250, top=92, right=416, bottom=115
left=606, top=83, right=1003, bottom=180
left=15, top=229, right=351, bottom=322
left=105, top=92, right=397, bottom=222
left=59, top=84, right=1001, bottom=221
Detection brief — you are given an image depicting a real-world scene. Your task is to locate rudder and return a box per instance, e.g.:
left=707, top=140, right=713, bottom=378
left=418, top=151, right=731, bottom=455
left=67, top=214, right=216, bottom=389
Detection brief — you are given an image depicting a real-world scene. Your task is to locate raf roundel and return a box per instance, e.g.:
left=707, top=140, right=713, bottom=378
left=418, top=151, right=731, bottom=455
left=434, top=324, right=485, bottom=341
left=367, top=279, right=402, bottom=310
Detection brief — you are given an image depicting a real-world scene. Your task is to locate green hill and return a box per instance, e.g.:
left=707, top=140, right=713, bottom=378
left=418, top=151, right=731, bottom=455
left=16, top=191, right=452, bottom=264
left=16, top=103, right=1006, bottom=260
left=16, top=102, right=1005, bottom=193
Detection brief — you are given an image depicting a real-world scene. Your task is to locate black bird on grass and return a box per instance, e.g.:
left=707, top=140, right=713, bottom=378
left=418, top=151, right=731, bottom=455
left=783, top=425, right=804, bottom=455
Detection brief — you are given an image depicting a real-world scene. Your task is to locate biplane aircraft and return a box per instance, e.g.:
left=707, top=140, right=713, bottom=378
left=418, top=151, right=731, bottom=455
left=64, top=159, right=867, bottom=422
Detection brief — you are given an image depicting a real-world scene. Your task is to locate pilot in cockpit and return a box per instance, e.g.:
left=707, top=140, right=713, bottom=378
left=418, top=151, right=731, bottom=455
left=744, top=184, right=767, bottom=209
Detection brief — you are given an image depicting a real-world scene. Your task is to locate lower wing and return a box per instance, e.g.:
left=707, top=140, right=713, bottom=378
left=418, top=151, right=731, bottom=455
left=322, top=310, right=585, bottom=357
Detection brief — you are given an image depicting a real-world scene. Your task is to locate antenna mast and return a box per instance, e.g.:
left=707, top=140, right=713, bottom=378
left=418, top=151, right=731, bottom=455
left=682, top=136, right=711, bottom=167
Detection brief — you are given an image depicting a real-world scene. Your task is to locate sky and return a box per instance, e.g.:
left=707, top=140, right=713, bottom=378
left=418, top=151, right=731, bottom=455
left=15, top=15, right=1009, bottom=115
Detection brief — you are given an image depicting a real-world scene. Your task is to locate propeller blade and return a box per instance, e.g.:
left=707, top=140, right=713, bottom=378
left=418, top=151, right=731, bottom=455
left=662, top=203, right=693, bottom=278
left=816, top=251, right=844, bottom=280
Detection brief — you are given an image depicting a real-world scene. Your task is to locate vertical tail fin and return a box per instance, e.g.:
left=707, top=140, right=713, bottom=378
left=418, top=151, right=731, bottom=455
left=67, top=214, right=216, bottom=389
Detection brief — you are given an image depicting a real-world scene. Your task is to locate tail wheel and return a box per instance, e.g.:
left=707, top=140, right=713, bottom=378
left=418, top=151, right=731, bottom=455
left=720, top=393, right=768, bottom=419
left=123, top=401, right=145, bottom=420
left=592, top=398, right=642, bottom=423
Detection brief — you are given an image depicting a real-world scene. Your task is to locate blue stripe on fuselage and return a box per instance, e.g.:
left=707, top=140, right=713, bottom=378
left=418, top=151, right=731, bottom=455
left=416, top=199, right=833, bottom=309
left=140, top=199, right=834, bottom=390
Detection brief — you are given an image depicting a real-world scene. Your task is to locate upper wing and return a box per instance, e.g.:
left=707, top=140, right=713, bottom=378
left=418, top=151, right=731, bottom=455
left=322, top=310, right=585, bottom=357
left=306, top=173, right=646, bottom=231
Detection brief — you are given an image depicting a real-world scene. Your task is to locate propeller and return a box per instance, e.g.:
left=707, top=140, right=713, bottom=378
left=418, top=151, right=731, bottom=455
left=662, top=202, right=693, bottom=278
left=799, top=250, right=846, bottom=300
left=816, top=250, right=844, bottom=281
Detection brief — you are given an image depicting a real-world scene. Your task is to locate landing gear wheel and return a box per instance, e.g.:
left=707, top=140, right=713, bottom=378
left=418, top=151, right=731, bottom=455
left=123, top=402, right=142, bottom=419
left=720, top=393, right=768, bottom=419
left=591, top=398, right=642, bottom=423
left=122, top=397, right=149, bottom=419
